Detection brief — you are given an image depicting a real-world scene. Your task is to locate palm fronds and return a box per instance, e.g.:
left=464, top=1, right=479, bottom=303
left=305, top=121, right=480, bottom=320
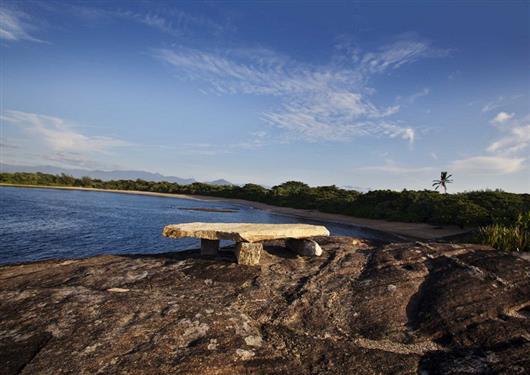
left=432, top=171, right=453, bottom=193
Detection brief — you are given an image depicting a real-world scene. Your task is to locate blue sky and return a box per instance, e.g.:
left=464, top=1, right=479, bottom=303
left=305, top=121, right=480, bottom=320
left=1, top=0, right=529, bottom=192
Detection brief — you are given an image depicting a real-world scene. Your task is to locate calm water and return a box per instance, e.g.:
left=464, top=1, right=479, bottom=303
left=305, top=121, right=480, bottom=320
left=0, top=187, right=385, bottom=265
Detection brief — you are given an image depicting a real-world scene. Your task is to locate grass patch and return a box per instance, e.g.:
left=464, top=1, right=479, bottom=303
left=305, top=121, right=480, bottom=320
left=479, top=212, right=529, bottom=252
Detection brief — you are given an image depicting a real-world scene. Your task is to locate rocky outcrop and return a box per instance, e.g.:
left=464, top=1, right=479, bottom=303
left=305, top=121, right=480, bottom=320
left=0, top=238, right=529, bottom=374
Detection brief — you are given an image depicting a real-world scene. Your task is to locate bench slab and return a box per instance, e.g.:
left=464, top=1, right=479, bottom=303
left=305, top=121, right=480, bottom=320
left=163, top=222, right=330, bottom=243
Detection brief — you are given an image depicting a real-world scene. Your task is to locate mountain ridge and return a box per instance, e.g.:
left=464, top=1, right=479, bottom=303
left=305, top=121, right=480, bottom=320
left=0, top=163, right=234, bottom=186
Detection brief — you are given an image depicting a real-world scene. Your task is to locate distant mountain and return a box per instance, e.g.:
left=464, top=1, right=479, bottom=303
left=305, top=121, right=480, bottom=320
left=0, top=164, right=233, bottom=186
left=340, top=185, right=372, bottom=193
left=207, top=179, right=234, bottom=186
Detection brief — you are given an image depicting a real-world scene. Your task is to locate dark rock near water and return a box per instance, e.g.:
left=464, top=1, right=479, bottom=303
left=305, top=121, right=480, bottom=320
left=179, top=207, right=240, bottom=213
left=0, top=238, right=529, bottom=374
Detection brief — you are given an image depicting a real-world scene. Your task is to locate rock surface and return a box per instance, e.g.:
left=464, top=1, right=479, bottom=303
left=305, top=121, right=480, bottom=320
left=1, top=238, right=529, bottom=374
left=235, top=242, right=263, bottom=266
left=163, top=222, right=330, bottom=242
left=286, top=238, right=323, bottom=256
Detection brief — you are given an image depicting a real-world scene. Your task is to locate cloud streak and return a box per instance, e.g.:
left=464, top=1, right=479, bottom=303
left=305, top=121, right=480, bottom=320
left=114, top=8, right=230, bottom=37
left=450, top=156, right=524, bottom=175
left=487, top=122, right=530, bottom=155
left=1, top=110, right=129, bottom=169
left=359, top=39, right=449, bottom=74
left=0, top=7, right=44, bottom=42
left=453, top=114, right=529, bottom=175
left=397, top=88, right=430, bottom=104
left=67, top=4, right=231, bottom=38
left=491, top=111, right=514, bottom=124
left=355, top=162, right=433, bottom=174
left=156, top=37, right=448, bottom=143
left=2, top=110, right=129, bottom=153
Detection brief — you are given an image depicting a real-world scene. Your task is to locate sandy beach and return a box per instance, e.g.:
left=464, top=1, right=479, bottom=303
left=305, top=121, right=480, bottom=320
left=0, top=183, right=472, bottom=240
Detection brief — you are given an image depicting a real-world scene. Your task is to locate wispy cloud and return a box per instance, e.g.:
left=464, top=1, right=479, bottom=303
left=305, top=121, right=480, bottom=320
left=115, top=8, right=230, bottom=37
left=487, top=121, right=530, bottom=155
left=2, top=110, right=129, bottom=153
left=451, top=156, right=524, bottom=175
left=0, top=7, right=44, bottom=42
left=358, top=38, right=449, bottom=74
left=355, top=160, right=433, bottom=174
left=491, top=111, right=514, bottom=124
left=1, top=110, right=129, bottom=168
left=67, top=4, right=231, bottom=38
left=355, top=111, right=529, bottom=176
left=155, top=130, right=270, bottom=156
left=155, top=36, right=448, bottom=143
left=453, top=113, right=529, bottom=175
left=480, top=94, right=523, bottom=113
left=482, top=96, right=504, bottom=113
left=397, top=88, right=430, bottom=104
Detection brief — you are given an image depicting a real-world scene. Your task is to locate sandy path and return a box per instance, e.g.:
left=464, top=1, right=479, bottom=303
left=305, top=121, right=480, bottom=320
left=0, top=183, right=472, bottom=240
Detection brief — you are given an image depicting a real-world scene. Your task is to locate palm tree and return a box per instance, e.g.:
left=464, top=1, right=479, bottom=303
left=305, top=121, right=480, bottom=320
left=432, top=171, right=453, bottom=193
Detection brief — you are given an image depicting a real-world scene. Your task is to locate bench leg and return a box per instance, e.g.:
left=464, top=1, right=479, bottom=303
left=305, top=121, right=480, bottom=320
left=201, top=239, right=219, bottom=256
left=235, top=242, right=263, bottom=265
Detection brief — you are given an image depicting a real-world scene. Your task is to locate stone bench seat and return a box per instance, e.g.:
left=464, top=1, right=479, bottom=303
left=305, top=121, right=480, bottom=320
left=163, top=222, right=330, bottom=265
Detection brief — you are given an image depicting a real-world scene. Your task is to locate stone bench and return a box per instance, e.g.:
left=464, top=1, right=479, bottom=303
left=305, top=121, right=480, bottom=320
left=162, top=222, right=330, bottom=265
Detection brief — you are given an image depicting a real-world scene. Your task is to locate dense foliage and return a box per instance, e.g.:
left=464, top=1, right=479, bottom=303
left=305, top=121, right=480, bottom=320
left=479, top=212, right=530, bottom=252
left=1, top=172, right=529, bottom=228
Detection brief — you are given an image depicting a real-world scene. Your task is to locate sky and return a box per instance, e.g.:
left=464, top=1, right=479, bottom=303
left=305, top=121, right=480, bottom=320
left=1, top=0, right=529, bottom=192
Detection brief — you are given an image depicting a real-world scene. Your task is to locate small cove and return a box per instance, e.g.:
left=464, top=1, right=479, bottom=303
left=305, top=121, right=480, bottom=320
left=0, top=186, right=392, bottom=265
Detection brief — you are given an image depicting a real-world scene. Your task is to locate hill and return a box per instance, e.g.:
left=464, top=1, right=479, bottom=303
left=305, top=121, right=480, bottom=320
left=0, top=163, right=232, bottom=186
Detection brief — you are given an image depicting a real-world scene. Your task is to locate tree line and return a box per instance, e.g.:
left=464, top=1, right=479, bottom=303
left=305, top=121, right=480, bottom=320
left=1, top=172, right=529, bottom=228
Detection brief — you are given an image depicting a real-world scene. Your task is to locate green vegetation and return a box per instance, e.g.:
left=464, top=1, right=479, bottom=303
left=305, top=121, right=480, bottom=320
left=1, top=172, right=529, bottom=233
left=479, top=212, right=530, bottom=252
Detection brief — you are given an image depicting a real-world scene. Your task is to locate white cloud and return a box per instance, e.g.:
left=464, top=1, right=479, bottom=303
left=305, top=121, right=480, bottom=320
left=0, top=7, right=43, bottom=42
left=1, top=110, right=129, bottom=168
left=156, top=36, right=447, bottom=143
left=153, top=130, right=269, bottom=155
left=70, top=5, right=231, bottom=38
left=381, top=123, right=415, bottom=143
left=397, top=88, right=430, bottom=104
left=359, top=39, right=449, bottom=74
left=491, top=111, right=514, bottom=124
left=482, top=96, right=504, bottom=113
left=2, top=110, right=129, bottom=153
left=481, top=95, right=524, bottom=113
left=355, top=161, right=433, bottom=174
left=487, top=124, right=530, bottom=154
left=451, top=156, right=524, bottom=174
left=115, top=9, right=229, bottom=37
left=444, top=113, right=529, bottom=176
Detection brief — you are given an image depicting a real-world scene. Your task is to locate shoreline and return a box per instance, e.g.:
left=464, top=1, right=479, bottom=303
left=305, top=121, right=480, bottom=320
left=0, top=183, right=473, bottom=240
